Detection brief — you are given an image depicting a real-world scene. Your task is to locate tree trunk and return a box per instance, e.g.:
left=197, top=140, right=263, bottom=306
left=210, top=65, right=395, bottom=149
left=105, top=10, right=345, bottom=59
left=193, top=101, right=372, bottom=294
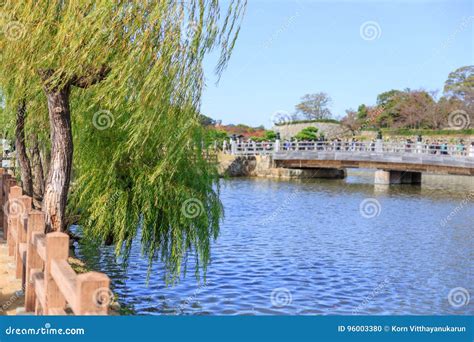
left=39, top=66, right=109, bottom=232
left=40, top=144, right=51, bottom=181
left=42, top=86, right=73, bottom=232
left=15, top=100, right=34, bottom=197
left=30, top=133, right=45, bottom=209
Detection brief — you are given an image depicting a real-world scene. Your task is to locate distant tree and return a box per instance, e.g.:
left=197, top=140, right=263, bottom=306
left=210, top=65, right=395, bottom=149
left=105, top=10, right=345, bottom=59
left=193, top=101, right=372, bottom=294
left=367, top=106, right=385, bottom=127
left=295, top=126, right=319, bottom=140
left=341, top=109, right=361, bottom=135
left=199, top=114, right=216, bottom=127
left=443, top=66, right=474, bottom=127
left=264, top=130, right=277, bottom=141
left=430, top=96, right=459, bottom=129
left=356, top=104, right=368, bottom=121
left=376, top=89, right=403, bottom=107
left=295, top=92, right=332, bottom=120
left=376, top=89, right=403, bottom=127
left=462, top=88, right=474, bottom=116
left=444, top=65, right=474, bottom=100
left=392, top=90, right=436, bottom=129
left=204, top=129, right=228, bottom=147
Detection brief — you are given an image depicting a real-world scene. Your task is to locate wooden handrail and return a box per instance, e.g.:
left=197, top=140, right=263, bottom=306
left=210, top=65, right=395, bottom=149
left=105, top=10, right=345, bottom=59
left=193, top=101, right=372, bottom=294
left=32, top=232, right=46, bottom=262
left=51, top=259, right=77, bottom=309
left=0, top=169, right=112, bottom=315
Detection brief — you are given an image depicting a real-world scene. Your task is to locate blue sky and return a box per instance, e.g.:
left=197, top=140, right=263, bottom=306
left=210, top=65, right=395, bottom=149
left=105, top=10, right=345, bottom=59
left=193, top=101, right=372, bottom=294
left=201, top=0, right=473, bottom=128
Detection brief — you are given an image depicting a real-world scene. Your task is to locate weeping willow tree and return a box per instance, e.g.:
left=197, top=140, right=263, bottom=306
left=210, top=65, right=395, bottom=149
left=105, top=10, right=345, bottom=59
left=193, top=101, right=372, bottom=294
left=0, top=0, right=246, bottom=282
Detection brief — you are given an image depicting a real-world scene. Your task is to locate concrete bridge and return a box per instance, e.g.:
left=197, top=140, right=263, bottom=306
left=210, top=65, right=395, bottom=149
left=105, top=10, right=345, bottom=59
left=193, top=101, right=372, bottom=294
left=229, top=140, right=474, bottom=184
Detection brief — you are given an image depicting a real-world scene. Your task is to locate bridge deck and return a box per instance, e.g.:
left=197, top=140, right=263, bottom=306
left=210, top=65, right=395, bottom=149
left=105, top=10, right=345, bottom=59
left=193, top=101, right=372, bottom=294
left=273, top=151, right=474, bottom=176
left=231, top=141, right=474, bottom=176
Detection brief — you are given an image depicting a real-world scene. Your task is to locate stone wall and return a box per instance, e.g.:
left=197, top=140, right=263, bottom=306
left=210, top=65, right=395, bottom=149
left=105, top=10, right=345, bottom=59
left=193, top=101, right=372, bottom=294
left=272, top=122, right=347, bottom=140
left=274, top=123, right=474, bottom=142
left=217, top=153, right=346, bottom=179
left=356, top=130, right=474, bottom=141
left=217, top=153, right=258, bottom=177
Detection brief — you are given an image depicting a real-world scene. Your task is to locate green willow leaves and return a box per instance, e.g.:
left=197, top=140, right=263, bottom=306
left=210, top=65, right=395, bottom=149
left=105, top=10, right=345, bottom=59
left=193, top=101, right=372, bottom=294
left=0, top=0, right=246, bottom=283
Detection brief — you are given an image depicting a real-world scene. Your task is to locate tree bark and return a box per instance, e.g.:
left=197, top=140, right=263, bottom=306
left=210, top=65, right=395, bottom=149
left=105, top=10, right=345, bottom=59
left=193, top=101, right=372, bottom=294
left=39, top=66, right=109, bottom=232
left=42, top=86, right=73, bottom=232
left=15, top=100, right=34, bottom=197
left=40, top=144, right=51, bottom=181
left=30, top=133, right=45, bottom=209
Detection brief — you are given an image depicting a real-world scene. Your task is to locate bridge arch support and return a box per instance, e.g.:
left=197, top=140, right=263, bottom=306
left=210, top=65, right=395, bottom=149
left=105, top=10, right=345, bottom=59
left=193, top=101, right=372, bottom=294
left=374, top=170, right=422, bottom=185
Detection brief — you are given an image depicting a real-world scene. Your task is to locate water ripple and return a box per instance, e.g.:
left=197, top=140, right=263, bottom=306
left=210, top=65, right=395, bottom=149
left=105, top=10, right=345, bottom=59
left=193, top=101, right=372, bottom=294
left=74, top=170, right=474, bottom=315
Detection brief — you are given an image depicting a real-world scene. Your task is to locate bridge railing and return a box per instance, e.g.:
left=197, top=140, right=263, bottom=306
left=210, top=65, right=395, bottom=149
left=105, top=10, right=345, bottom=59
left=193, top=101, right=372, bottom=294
left=1, top=172, right=112, bottom=315
left=234, top=141, right=275, bottom=155
left=233, top=140, right=473, bottom=158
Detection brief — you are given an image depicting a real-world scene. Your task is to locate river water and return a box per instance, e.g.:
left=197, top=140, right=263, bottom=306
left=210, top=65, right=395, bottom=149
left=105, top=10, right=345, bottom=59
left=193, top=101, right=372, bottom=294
left=74, top=170, right=474, bottom=315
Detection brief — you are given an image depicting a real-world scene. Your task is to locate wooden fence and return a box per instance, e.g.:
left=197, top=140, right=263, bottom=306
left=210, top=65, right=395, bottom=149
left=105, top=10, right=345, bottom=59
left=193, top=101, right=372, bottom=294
left=1, top=168, right=111, bottom=315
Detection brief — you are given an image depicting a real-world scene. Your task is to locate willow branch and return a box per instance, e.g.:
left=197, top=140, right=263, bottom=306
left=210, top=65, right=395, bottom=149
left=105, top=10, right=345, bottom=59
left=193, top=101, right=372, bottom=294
left=70, top=65, right=111, bottom=88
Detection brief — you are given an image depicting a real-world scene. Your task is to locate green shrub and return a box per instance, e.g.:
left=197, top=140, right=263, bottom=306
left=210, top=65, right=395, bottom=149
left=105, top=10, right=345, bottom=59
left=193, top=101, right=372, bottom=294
left=295, top=127, right=319, bottom=140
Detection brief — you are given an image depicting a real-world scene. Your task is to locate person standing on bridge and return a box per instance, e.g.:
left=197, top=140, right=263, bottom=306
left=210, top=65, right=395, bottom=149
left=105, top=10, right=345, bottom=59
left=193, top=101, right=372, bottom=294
left=441, top=142, right=448, bottom=155
left=456, top=140, right=465, bottom=156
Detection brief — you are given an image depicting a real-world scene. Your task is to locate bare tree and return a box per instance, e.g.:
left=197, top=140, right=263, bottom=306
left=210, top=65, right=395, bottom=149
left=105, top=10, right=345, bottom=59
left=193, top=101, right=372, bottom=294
left=295, top=92, right=332, bottom=120
left=341, top=109, right=361, bottom=135
left=392, top=90, right=435, bottom=129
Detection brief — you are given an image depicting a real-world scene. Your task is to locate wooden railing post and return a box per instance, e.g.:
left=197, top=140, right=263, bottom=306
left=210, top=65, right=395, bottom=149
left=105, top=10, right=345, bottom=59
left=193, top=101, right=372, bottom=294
left=1, top=173, right=12, bottom=232
left=0, top=168, right=113, bottom=316
left=24, top=211, right=45, bottom=312
left=15, top=195, right=32, bottom=281
left=76, top=272, right=110, bottom=315
left=2, top=174, right=12, bottom=235
left=0, top=168, right=4, bottom=237
left=45, top=232, right=68, bottom=314
left=7, top=185, right=21, bottom=257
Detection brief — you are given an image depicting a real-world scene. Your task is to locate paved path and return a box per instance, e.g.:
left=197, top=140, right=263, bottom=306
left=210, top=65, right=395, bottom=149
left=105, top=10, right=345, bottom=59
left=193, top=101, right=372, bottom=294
left=0, top=232, right=23, bottom=315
